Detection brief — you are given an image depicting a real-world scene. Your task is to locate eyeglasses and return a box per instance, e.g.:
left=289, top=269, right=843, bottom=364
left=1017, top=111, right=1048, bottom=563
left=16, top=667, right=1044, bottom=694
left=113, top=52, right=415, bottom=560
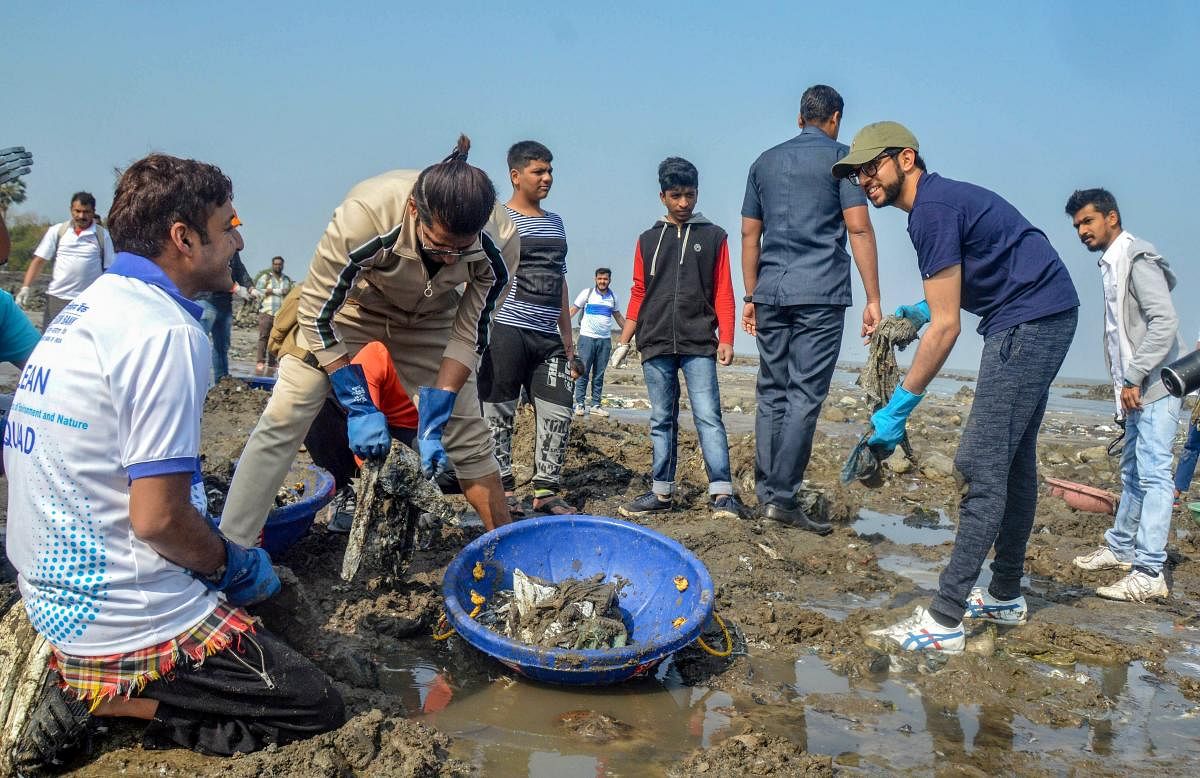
left=848, top=150, right=900, bottom=186
left=418, top=223, right=485, bottom=258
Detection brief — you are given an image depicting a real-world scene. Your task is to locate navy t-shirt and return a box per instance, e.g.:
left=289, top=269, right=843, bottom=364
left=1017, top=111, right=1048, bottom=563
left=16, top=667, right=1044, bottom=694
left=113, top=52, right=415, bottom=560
left=907, top=173, right=1078, bottom=336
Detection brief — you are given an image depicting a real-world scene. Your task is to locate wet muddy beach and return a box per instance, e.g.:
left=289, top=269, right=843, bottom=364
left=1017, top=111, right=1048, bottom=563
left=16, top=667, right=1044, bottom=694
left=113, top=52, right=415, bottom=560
left=5, top=325, right=1200, bottom=776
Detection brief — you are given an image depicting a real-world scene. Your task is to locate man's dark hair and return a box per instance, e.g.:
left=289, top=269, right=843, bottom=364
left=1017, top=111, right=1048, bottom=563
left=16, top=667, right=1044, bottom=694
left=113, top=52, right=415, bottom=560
left=1065, top=188, right=1121, bottom=224
left=883, top=147, right=927, bottom=173
left=413, top=135, right=497, bottom=236
left=594, top=267, right=611, bottom=276
left=658, top=157, right=698, bottom=191
left=107, top=154, right=233, bottom=257
left=71, top=191, right=96, bottom=208
left=507, top=140, right=553, bottom=172
left=272, top=255, right=284, bottom=263
left=800, top=85, right=844, bottom=124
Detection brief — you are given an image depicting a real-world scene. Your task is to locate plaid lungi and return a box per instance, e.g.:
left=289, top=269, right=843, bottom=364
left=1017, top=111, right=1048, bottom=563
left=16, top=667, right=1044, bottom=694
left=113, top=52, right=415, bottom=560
left=51, top=604, right=255, bottom=709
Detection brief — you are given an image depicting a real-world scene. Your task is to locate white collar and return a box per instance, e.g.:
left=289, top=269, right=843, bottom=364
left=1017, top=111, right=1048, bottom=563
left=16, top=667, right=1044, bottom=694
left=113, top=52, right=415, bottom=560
left=1097, top=230, right=1131, bottom=268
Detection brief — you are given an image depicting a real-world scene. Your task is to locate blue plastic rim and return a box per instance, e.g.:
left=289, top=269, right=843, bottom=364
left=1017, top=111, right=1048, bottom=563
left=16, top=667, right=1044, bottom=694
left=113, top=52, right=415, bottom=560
left=243, top=375, right=278, bottom=391
left=442, top=514, right=715, bottom=685
left=261, top=464, right=336, bottom=557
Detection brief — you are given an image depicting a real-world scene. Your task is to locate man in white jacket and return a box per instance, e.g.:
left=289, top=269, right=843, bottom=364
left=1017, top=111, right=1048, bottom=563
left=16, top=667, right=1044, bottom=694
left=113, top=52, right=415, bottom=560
left=1067, top=188, right=1181, bottom=602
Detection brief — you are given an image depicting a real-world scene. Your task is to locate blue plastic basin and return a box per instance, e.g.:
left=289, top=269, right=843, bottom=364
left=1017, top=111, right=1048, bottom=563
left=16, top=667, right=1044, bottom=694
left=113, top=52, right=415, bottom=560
left=261, top=464, right=335, bottom=557
left=243, top=375, right=278, bottom=391
left=442, top=514, right=714, bottom=685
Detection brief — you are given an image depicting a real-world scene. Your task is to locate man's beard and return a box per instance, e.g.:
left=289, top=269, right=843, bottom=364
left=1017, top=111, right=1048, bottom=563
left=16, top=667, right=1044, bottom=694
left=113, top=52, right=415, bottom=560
left=877, top=167, right=905, bottom=208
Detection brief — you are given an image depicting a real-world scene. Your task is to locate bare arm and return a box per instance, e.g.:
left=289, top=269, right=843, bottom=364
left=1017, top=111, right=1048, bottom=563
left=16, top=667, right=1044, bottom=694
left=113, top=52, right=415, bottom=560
left=558, top=283, right=574, bottom=359
left=22, top=256, right=47, bottom=287
left=129, top=472, right=226, bottom=575
left=843, top=205, right=882, bottom=338
left=900, top=265, right=962, bottom=394
left=617, top=317, right=637, bottom=345
left=612, top=310, right=627, bottom=328
left=740, top=217, right=763, bottom=336
left=433, top=355, right=471, bottom=393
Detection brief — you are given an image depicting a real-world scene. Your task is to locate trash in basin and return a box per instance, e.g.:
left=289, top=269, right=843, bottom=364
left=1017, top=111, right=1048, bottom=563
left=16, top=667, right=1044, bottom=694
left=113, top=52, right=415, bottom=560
left=441, top=514, right=714, bottom=685
left=262, top=464, right=335, bottom=557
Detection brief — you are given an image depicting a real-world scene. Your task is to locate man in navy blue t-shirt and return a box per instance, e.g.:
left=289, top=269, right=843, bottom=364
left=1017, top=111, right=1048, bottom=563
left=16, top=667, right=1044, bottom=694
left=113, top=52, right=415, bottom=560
left=833, top=122, right=1079, bottom=653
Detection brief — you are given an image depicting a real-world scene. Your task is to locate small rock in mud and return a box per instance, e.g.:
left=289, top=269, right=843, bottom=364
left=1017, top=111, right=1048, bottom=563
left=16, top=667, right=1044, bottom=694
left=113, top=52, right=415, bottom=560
left=1077, top=445, right=1110, bottom=463
left=920, top=452, right=956, bottom=479
left=556, top=710, right=635, bottom=743
left=885, top=450, right=913, bottom=474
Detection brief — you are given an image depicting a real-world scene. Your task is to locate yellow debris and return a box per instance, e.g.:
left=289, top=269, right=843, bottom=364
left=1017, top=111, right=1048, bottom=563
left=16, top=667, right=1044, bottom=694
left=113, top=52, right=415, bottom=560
left=672, top=617, right=686, bottom=629
left=472, top=561, right=485, bottom=580
left=470, top=590, right=486, bottom=606
left=673, top=576, right=689, bottom=592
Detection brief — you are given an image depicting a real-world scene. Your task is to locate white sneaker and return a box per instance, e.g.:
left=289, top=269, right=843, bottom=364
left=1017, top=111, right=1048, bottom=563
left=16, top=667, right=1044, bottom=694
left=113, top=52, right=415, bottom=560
left=573, top=405, right=585, bottom=417
left=589, top=406, right=610, bottom=417
left=868, top=606, right=965, bottom=654
left=964, top=587, right=1028, bottom=625
left=1096, top=570, right=1169, bottom=602
left=1072, top=546, right=1132, bottom=572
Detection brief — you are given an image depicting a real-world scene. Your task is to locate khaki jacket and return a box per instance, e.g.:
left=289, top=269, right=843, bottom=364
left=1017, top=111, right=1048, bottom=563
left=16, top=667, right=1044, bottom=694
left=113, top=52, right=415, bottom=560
left=296, top=169, right=519, bottom=370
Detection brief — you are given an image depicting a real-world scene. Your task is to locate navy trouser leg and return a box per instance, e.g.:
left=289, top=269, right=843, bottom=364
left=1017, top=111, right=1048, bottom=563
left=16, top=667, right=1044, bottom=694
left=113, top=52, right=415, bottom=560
left=754, top=304, right=843, bottom=508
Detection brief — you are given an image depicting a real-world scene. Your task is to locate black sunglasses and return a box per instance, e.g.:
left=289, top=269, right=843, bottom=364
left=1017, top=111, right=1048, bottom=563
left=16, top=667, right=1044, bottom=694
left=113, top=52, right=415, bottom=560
left=848, top=150, right=901, bottom=186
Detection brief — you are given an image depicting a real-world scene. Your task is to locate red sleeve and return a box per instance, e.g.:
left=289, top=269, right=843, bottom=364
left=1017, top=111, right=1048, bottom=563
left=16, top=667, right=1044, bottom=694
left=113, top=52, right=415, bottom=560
left=625, top=240, right=646, bottom=322
left=713, top=237, right=735, bottom=345
left=352, top=341, right=418, bottom=429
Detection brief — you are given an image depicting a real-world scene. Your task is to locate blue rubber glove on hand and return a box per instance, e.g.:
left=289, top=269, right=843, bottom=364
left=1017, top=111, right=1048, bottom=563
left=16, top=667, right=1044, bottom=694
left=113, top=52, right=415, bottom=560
left=894, top=299, right=931, bottom=330
left=329, top=363, right=390, bottom=460
left=418, top=386, right=457, bottom=479
left=202, top=538, right=280, bottom=607
left=868, top=385, right=925, bottom=454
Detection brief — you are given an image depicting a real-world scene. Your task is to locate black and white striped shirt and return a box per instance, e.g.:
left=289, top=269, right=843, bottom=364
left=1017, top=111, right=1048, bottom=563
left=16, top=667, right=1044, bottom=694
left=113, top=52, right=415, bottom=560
left=495, top=207, right=568, bottom=334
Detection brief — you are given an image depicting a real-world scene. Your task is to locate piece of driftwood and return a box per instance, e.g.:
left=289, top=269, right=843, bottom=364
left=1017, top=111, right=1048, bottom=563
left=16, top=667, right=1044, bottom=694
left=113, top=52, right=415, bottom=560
left=0, top=599, right=53, bottom=777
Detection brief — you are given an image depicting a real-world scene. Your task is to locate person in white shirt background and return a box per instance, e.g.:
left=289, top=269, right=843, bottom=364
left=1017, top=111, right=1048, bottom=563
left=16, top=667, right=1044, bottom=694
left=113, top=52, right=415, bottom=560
left=16, top=191, right=114, bottom=327
left=569, top=266, right=625, bottom=417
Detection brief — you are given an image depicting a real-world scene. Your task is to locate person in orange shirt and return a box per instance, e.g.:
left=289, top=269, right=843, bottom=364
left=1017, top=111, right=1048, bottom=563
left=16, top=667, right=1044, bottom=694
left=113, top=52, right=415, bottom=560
left=302, top=341, right=433, bottom=531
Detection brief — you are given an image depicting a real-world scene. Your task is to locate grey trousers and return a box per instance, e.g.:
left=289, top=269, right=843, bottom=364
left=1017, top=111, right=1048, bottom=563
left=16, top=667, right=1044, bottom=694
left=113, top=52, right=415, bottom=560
left=931, top=307, right=1077, bottom=623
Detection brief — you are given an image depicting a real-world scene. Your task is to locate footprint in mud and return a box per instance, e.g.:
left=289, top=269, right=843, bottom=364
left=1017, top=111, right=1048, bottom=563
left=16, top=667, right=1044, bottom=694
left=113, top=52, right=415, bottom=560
left=556, top=710, right=636, bottom=744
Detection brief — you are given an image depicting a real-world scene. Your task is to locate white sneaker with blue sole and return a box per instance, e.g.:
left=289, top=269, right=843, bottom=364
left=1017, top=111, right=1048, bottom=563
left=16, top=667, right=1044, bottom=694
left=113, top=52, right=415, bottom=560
left=964, top=586, right=1028, bottom=625
left=869, top=606, right=965, bottom=654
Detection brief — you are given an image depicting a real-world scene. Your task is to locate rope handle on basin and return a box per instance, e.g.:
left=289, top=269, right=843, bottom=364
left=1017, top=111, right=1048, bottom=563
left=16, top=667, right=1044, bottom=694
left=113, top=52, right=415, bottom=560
left=432, top=591, right=487, bottom=641
left=695, top=612, right=732, bottom=658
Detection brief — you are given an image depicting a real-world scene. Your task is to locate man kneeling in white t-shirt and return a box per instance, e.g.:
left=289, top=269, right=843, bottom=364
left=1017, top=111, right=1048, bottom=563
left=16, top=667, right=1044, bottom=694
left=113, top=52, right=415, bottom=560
left=4, top=154, right=344, bottom=770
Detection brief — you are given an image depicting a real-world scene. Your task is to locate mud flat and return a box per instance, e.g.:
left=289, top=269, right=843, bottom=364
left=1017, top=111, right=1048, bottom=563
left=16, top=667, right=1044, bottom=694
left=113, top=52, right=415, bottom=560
left=5, top=335, right=1200, bottom=775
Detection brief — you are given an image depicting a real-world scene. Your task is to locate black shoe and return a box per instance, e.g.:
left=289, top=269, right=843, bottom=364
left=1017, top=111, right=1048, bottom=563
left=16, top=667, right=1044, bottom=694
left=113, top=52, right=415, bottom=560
left=710, top=494, right=748, bottom=520
left=618, top=491, right=672, bottom=517
left=326, top=485, right=357, bottom=534
left=763, top=503, right=832, bottom=535
left=15, top=674, right=93, bottom=772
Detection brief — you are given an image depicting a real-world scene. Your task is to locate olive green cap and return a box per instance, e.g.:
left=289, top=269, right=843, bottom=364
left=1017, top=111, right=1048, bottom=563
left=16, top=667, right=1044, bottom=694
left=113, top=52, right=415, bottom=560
left=831, top=121, right=920, bottom=179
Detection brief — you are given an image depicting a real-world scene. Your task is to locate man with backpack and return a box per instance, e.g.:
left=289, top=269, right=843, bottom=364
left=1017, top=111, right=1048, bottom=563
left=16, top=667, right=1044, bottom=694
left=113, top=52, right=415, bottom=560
left=16, top=191, right=114, bottom=327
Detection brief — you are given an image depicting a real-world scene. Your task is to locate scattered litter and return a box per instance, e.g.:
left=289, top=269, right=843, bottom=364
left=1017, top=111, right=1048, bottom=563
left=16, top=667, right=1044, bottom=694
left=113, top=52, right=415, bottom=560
left=476, top=569, right=629, bottom=650
left=674, top=576, right=689, bottom=591
left=672, top=617, right=686, bottom=629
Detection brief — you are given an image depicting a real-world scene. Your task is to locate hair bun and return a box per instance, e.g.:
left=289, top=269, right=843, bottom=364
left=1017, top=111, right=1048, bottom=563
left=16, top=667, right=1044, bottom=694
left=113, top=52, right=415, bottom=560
left=444, top=134, right=471, bottom=164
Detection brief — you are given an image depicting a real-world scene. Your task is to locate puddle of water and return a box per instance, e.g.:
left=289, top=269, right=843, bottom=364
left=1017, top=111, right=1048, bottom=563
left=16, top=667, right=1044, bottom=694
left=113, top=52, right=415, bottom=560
left=377, top=631, right=1200, bottom=776
left=854, top=509, right=956, bottom=546
left=878, top=555, right=943, bottom=589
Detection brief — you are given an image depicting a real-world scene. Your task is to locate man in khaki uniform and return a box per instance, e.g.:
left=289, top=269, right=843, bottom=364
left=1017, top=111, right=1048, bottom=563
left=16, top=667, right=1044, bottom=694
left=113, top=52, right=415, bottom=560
left=220, top=141, right=518, bottom=544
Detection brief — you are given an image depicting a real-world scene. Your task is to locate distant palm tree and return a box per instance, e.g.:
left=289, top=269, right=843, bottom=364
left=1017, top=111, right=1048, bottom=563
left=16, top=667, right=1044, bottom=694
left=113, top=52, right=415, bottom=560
left=0, top=178, right=27, bottom=217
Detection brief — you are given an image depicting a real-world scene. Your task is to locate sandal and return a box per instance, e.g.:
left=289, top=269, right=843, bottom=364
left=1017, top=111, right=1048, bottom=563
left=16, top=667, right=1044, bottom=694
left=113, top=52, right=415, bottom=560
left=15, top=674, right=93, bottom=771
left=531, top=494, right=578, bottom=515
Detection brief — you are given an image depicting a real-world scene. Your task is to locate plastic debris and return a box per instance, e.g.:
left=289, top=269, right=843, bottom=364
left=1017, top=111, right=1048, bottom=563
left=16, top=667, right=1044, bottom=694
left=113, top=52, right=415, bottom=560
left=476, top=569, right=629, bottom=650
left=673, top=576, right=689, bottom=592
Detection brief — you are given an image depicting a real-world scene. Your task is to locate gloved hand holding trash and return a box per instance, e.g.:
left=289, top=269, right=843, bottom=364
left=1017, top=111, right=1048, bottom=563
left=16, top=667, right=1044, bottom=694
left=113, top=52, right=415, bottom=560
left=417, top=386, right=456, bottom=479
left=610, top=340, right=633, bottom=369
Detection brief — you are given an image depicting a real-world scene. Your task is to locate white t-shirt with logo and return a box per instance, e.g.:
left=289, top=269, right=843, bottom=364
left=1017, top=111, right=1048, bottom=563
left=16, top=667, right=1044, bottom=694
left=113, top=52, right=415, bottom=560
left=4, top=254, right=218, bottom=656
left=573, top=287, right=620, bottom=340
left=33, top=222, right=114, bottom=300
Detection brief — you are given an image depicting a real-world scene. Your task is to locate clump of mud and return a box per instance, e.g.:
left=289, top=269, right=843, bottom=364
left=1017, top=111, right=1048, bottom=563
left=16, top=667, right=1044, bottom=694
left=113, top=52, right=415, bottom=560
left=670, top=731, right=833, bottom=777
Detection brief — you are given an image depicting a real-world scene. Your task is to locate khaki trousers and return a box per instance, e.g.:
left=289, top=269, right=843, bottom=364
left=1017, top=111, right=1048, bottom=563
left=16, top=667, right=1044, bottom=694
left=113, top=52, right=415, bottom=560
left=218, top=300, right=497, bottom=546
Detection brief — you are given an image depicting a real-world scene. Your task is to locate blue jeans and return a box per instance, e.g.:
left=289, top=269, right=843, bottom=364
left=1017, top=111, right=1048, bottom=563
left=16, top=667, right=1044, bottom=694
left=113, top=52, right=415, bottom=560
left=197, top=298, right=232, bottom=381
left=641, top=354, right=732, bottom=497
left=574, top=335, right=611, bottom=408
left=1108, top=395, right=1181, bottom=574
left=1174, top=419, right=1200, bottom=494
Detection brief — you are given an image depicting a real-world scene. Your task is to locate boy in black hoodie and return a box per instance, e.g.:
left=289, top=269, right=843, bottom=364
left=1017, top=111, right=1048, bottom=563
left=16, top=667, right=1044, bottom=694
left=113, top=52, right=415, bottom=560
left=610, top=157, right=745, bottom=519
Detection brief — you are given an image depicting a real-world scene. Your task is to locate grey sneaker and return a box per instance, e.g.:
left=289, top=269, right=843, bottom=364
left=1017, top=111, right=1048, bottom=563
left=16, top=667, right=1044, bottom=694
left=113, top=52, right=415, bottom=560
left=619, top=491, right=672, bottom=517
left=1072, top=546, right=1132, bottom=572
left=326, top=486, right=356, bottom=534
left=589, top=406, right=610, bottom=417
left=573, top=405, right=585, bottom=417
left=964, top=586, right=1028, bottom=625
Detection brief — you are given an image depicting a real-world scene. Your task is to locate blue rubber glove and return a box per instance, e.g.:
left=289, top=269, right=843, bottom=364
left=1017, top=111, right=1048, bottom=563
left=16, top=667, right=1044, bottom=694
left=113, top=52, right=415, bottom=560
left=201, top=538, right=280, bottom=607
left=418, top=386, right=457, bottom=479
left=329, top=363, right=390, bottom=460
left=894, top=299, right=931, bottom=330
left=868, top=385, right=925, bottom=454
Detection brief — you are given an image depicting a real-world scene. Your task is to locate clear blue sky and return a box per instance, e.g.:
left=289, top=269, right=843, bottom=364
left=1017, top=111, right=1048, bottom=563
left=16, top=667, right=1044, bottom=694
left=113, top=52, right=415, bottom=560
left=5, top=1, right=1198, bottom=379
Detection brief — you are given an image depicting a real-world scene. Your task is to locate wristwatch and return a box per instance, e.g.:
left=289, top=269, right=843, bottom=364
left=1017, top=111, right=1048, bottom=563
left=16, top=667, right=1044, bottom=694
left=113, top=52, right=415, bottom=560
left=203, top=562, right=226, bottom=584
left=743, top=295, right=754, bottom=303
